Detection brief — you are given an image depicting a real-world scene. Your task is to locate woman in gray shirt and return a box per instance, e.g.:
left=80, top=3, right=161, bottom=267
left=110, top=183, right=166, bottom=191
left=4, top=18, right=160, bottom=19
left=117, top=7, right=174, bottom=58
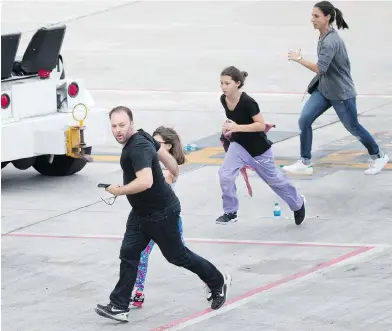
left=282, top=0, right=389, bottom=175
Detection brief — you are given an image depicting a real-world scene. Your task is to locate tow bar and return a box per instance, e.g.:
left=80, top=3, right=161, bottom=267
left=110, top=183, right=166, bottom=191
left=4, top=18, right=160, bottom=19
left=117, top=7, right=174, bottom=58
left=65, top=103, right=94, bottom=162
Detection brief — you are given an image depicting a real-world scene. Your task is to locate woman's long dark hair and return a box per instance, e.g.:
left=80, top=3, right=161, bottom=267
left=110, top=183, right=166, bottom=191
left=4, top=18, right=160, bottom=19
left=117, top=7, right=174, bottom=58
left=153, top=126, right=186, bottom=165
left=315, top=1, right=349, bottom=29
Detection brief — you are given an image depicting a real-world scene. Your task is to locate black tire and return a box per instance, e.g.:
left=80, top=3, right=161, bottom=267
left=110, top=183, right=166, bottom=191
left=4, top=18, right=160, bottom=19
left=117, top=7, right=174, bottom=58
left=32, top=147, right=92, bottom=176
left=12, top=157, right=36, bottom=170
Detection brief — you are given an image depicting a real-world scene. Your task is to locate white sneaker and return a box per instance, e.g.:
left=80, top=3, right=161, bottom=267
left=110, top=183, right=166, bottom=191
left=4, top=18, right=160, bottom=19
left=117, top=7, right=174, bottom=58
left=364, top=154, right=389, bottom=175
left=282, top=160, right=313, bottom=175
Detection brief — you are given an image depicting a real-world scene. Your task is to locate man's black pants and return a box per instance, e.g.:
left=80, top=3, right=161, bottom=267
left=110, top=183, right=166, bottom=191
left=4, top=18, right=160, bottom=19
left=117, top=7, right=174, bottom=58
left=109, top=201, right=224, bottom=309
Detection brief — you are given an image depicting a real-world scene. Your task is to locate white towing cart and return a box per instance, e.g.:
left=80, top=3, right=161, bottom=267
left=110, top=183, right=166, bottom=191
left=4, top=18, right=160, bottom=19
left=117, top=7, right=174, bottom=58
left=1, top=25, right=108, bottom=176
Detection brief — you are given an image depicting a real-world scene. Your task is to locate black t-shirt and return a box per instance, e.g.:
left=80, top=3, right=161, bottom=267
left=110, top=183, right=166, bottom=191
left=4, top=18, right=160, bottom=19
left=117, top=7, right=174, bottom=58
left=221, top=92, right=272, bottom=157
left=120, top=129, right=179, bottom=214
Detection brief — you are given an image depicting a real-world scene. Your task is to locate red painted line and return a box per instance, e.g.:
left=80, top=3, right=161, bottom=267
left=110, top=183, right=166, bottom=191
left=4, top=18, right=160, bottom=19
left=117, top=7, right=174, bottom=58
left=4, top=232, right=375, bottom=329
left=4, top=233, right=122, bottom=241
left=151, top=246, right=373, bottom=331
left=3, top=233, right=371, bottom=249
left=187, top=238, right=366, bottom=249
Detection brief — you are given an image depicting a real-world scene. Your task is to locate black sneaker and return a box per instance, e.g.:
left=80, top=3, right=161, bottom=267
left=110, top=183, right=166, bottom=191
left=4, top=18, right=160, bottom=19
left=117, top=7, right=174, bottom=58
left=210, top=274, right=232, bottom=310
left=294, top=195, right=306, bottom=225
left=216, top=213, right=237, bottom=225
left=95, top=303, right=129, bottom=322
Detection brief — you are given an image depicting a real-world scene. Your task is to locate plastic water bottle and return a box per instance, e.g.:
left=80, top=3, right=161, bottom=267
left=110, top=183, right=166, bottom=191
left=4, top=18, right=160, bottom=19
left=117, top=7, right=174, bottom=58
left=273, top=202, right=281, bottom=219
left=184, top=143, right=199, bottom=152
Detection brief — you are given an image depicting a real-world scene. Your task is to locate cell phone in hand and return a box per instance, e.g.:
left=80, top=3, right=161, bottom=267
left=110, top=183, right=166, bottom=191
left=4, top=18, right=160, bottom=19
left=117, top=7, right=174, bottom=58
left=97, top=183, right=110, bottom=189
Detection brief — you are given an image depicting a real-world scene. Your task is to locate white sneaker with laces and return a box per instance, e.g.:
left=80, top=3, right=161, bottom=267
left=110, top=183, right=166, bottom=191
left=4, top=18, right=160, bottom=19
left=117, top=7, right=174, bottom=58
left=282, top=160, right=313, bottom=175
left=364, top=154, right=389, bottom=175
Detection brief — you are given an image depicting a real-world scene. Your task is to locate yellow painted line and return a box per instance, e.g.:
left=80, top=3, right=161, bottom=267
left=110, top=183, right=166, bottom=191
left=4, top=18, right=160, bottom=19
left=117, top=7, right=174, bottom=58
left=92, top=147, right=226, bottom=164
left=91, top=153, right=293, bottom=167
left=316, top=149, right=392, bottom=170
left=91, top=147, right=392, bottom=171
left=185, top=147, right=224, bottom=165
left=185, top=158, right=223, bottom=165
left=92, top=155, right=120, bottom=162
left=318, top=150, right=365, bottom=163
left=319, top=162, right=392, bottom=170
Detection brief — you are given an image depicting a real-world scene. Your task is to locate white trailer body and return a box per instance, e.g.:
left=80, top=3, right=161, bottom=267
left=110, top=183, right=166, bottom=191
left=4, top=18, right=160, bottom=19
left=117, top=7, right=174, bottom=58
left=1, top=25, right=108, bottom=176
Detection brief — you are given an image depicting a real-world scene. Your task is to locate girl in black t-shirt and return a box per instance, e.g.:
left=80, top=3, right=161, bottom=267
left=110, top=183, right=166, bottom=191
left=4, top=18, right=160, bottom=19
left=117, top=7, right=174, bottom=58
left=216, top=66, right=306, bottom=226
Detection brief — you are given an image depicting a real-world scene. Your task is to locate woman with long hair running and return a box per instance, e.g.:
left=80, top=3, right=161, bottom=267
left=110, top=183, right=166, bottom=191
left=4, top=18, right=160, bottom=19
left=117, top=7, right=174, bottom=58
left=282, top=0, right=389, bottom=175
left=130, top=126, right=186, bottom=308
left=216, top=65, right=306, bottom=226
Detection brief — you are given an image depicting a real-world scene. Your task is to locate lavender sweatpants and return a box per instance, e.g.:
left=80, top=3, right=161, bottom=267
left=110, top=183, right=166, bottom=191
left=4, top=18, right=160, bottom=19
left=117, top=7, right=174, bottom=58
left=218, top=142, right=303, bottom=213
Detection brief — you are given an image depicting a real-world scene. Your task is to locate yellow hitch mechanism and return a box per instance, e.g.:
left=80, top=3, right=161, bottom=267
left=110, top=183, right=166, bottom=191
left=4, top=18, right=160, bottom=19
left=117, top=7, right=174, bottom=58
left=65, top=103, right=93, bottom=162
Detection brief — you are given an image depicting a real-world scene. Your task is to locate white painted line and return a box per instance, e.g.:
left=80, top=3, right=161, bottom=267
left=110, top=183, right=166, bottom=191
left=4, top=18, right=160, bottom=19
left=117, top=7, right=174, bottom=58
left=159, top=246, right=387, bottom=331
left=153, top=247, right=385, bottom=331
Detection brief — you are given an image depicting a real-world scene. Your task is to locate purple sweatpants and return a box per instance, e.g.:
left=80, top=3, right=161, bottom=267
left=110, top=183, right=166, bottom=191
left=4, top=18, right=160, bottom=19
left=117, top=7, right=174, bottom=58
left=218, top=142, right=303, bottom=213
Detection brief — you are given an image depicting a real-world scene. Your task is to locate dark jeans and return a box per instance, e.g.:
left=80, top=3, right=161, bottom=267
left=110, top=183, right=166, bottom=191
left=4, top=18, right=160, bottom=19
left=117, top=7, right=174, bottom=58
left=299, top=90, right=380, bottom=161
left=109, top=201, right=224, bottom=309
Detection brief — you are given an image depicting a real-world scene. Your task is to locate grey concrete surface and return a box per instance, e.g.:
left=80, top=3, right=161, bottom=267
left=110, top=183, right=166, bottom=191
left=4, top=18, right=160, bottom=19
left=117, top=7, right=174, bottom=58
left=2, top=1, right=391, bottom=147
left=2, top=1, right=392, bottom=331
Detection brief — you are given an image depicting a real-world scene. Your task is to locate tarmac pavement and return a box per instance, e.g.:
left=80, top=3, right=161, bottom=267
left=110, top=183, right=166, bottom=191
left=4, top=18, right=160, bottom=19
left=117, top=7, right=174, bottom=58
left=1, top=1, right=392, bottom=330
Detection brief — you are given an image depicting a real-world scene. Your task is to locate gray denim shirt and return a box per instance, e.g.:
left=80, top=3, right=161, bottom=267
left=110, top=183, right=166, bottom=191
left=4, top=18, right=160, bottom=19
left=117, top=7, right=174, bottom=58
left=317, top=28, right=357, bottom=100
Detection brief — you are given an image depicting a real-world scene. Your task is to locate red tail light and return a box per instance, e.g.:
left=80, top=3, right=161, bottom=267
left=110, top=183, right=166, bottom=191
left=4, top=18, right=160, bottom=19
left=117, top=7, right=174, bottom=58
left=1, top=93, right=10, bottom=109
left=38, top=69, right=51, bottom=79
left=68, top=82, right=79, bottom=97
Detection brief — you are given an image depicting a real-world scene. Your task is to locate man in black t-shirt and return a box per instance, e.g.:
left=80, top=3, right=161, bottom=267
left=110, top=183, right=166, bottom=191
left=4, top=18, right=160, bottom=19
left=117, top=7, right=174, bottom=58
left=94, top=106, right=231, bottom=323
